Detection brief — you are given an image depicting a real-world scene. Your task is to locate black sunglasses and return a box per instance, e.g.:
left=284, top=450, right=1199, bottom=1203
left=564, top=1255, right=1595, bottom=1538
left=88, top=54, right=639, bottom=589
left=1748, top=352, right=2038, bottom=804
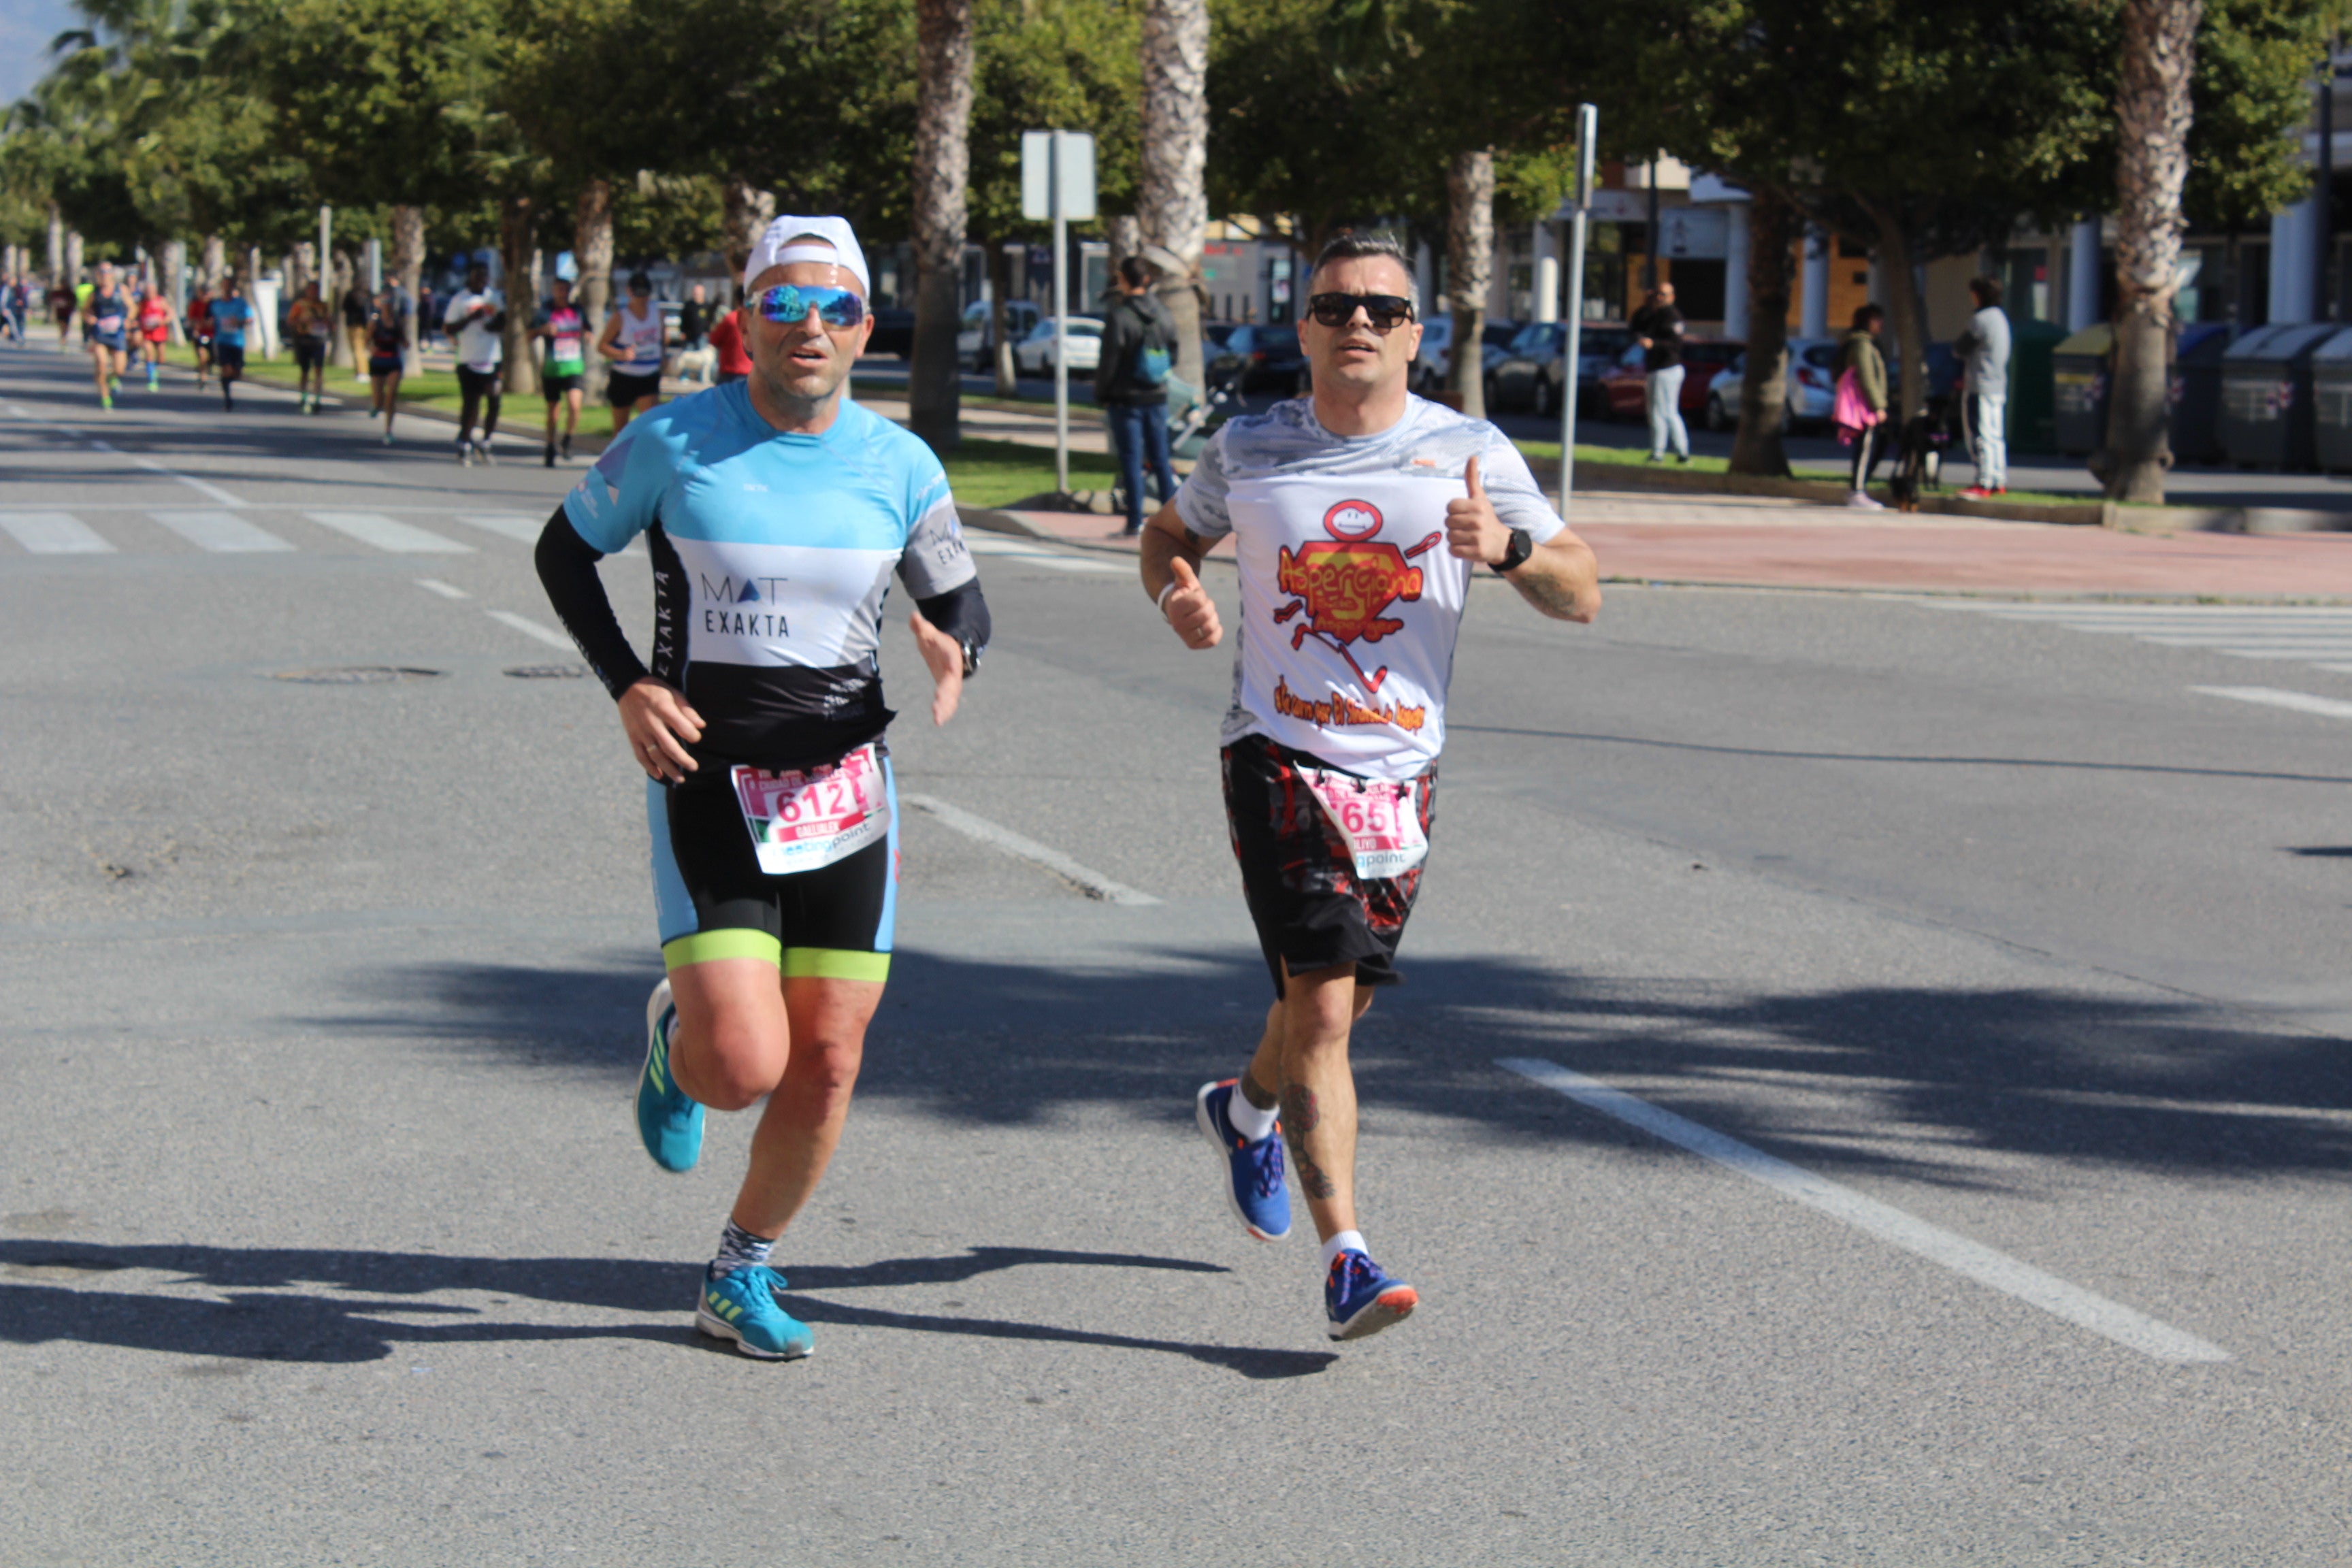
left=1307, top=291, right=1416, bottom=330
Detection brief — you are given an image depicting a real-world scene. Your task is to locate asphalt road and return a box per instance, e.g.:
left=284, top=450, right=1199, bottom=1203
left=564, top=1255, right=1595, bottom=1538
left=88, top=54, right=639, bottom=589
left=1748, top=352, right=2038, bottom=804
left=3, top=342, right=2349, bottom=1567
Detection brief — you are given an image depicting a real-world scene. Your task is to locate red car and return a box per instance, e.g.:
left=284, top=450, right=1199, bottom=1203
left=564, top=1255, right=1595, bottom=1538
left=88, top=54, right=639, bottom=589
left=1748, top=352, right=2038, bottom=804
left=1599, top=340, right=1745, bottom=422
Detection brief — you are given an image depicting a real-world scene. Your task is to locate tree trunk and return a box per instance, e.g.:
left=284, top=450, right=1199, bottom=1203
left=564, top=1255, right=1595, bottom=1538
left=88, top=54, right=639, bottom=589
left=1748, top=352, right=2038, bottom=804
left=65, top=232, right=84, bottom=290
left=574, top=179, right=614, bottom=406
left=721, top=178, right=775, bottom=284
left=329, top=248, right=355, bottom=368
left=162, top=239, right=186, bottom=344
left=290, top=243, right=313, bottom=306
left=391, top=206, right=423, bottom=375
left=201, top=233, right=224, bottom=287
left=45, top=203, right=63, bottom=289
left=1108, top=214, right=1142, bottom=274
left=500, top=192, right=540, bottom=396
left=1140, top=0, right=1211, bottom=396
left=1447, top=149, right=1496, bottom=418
left=989, top=241, right=1019, bottom=395
left=910, top=0, right=975, bottom=453
left=1729, top=186, right=1801, bottom=477
left=1859, top=199, right=1927, bottom=420
left=2109, top=0, right=2202, bottom=504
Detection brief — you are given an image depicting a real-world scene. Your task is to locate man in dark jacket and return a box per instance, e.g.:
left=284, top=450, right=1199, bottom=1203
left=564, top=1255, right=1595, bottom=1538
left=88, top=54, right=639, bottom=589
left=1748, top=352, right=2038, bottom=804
left=1629, top=281, right=1688, bottom=463
left=1096, top=256, right=1181, bottom=536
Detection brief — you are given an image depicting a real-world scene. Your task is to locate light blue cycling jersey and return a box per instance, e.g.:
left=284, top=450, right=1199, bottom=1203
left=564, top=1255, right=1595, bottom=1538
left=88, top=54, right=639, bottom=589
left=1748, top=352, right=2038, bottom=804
left=560, top=384, right=977, bottom=764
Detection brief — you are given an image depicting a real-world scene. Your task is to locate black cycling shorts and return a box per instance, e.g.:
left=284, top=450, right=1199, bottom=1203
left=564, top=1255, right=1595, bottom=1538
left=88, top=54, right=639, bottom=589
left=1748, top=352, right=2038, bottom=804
left=456, top=364, right=502, bottom=399
left=1221, top=732, right=1434, bottom=998
left=608, top=369, right=660, bottom=406
left=542, top=372, right=582, bottom=400
left=293, top=340, right=328, bottom=370
left=368, top=355, right=403, bottom=378
left=648, top=747, right=898, bottom=982
left=212, top=343, right=244, bottom=374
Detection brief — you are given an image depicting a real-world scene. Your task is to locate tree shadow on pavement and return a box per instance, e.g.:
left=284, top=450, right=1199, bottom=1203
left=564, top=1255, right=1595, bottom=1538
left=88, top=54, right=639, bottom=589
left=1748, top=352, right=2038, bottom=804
left=0, top=1240, right=1337, bottom=1377
left=310, top=946, right=2352, bottom=1191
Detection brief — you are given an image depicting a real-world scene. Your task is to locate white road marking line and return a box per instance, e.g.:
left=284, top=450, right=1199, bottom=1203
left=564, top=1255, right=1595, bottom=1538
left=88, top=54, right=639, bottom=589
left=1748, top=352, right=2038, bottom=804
left=900, top=794, right=1161, bottom=905
left=962, top=534, right=1126, bottom=573
left=84, top=437, right=249, bottom=506
left=1497, top=1057, right=2230, bottom=1365
left=485, top=609, right=576, bottom=650
left=453, top=512, right=546, bottom=544
left=149, top=510, right=292, bottom=553
left=416, top=578, right=469, bottom=600
left=302, top=511, right=472, bottom=554
left=0, top=512, right=114, bottom=554
left=2190, top=685, right=2352, bottom=721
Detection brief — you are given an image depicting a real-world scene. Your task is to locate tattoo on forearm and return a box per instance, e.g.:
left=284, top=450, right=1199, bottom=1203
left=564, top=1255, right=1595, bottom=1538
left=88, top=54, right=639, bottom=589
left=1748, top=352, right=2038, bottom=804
left=1513, top=566, right=1588, bottom=619
left=1280, top=1084, right=1337, bottom=1198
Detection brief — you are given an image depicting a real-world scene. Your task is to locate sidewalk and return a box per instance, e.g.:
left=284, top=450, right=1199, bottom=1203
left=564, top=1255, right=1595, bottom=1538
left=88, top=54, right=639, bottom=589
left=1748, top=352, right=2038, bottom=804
left=978, top=483, right=2352, bottom=602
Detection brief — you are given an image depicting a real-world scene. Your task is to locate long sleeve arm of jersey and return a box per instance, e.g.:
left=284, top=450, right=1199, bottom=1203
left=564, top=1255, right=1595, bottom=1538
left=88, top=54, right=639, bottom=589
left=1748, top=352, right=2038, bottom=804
left=913, top=578, right=992, bottom=672
left=534, top=508, right=651, bottom=699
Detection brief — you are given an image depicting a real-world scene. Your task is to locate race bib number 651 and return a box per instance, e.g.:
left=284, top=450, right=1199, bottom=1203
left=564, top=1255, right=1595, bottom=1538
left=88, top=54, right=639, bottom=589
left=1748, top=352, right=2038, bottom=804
left=1298, top=766, right=1428, bottom=880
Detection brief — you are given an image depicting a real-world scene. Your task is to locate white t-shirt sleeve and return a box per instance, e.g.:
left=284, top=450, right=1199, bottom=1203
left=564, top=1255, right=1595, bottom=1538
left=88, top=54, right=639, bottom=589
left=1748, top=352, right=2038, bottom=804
left=1476, top=425, right=1566, bottom=543
left=1173, top=425, right=1236, bottom=541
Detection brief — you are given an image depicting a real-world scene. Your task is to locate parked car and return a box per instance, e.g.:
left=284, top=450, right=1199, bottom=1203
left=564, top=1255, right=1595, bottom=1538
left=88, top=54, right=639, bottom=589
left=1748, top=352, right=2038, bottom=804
left=1012, top=314, right=1102, bottom=375
left=1488, top=323, right=1634, bottom=416
left=956, top=298, right=1043, bottom=370
left=1413, top=316, right=1520, bottom=395
left=1598, top=339, right=1745, bottom=421
left=1209, top=322, right=1307, bottom=391
left=1701, top=337, right=1838, bottom=431
left=864, top=306, right=915, bottom=359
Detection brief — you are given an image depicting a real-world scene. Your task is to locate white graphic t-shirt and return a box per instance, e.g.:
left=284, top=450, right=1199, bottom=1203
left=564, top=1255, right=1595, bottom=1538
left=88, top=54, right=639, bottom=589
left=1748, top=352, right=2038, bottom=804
left=1175, top=395, right=1564, bottom=781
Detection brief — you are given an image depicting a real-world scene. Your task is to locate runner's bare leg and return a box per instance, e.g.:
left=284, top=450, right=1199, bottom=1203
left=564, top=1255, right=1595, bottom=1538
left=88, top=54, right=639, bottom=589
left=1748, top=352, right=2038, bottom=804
left=1245, top=962, right=1373, bottom=1241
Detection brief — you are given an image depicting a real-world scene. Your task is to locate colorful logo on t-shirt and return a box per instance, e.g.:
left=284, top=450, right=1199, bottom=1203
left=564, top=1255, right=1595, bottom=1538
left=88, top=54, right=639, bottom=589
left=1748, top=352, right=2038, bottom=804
left=1272, top=499, right=1441, bottom=693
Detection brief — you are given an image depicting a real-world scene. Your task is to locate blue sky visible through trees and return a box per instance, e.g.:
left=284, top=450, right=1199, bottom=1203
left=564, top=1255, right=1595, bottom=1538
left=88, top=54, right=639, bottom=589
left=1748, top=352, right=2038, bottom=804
left=1, top=0, right=79, bottom=107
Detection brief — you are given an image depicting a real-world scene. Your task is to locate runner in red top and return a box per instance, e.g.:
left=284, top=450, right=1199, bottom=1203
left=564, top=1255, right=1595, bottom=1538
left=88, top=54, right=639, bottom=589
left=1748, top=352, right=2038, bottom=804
left=706, top=301, right=753, bottom=387
left=1140, top=231, right=1601, bottom=1343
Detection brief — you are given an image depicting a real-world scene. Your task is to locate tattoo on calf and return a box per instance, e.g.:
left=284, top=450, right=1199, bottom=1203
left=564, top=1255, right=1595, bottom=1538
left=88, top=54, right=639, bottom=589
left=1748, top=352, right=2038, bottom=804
left=1239, top=1071, right=1279, bottom=1112
left=1280, top=1084, right=1337, bottom=1198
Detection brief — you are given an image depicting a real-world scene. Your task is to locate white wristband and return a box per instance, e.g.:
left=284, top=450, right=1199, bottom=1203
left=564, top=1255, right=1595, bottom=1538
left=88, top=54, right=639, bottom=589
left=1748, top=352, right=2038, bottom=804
left=1156, top=579, right=1180, bottom=614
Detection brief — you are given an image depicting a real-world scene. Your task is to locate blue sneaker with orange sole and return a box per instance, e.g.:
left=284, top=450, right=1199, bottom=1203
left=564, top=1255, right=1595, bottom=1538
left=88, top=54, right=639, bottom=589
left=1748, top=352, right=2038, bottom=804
left=694, top=1263, right=813, bottom=1360
left=636, top=979, right=703, bottom=1173
left=1196, top=1079, right=1290, bottom=1241
left=1326, top=1249, right=1417, bottom=1341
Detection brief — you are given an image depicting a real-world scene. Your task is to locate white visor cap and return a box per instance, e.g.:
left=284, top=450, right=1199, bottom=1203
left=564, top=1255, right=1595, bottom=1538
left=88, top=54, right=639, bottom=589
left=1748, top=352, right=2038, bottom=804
left=741, top=215, right=872, bottom=296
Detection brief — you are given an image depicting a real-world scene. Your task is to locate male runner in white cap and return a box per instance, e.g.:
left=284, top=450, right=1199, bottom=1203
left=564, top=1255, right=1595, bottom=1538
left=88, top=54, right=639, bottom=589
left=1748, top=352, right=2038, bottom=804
left=536, top=216, right=990, bottom=1360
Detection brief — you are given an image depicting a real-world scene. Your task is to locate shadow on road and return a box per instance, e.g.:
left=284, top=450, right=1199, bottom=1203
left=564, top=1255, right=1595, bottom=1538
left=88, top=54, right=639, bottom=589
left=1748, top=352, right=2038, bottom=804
left=0, top=1241, right=1337, bottom=1376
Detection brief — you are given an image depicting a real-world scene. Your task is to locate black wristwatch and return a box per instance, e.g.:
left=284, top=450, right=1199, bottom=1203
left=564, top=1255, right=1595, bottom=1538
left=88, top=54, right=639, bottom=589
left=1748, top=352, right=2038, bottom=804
left=960, top=637, right=984, bottom=678
left=1491, top=527, right=1534, bottom=576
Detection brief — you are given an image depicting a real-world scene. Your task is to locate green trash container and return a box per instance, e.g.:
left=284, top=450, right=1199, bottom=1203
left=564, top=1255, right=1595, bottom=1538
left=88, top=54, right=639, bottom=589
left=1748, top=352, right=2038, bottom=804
left=2051, top=324, right=2114, bottom=457
left=2310, top=327, right=2352, bottom=472
left=2004, top=318, right=2068, bottom=455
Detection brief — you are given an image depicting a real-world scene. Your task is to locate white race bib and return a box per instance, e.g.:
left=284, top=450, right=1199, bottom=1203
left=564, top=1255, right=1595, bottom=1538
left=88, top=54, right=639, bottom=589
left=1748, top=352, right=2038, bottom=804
left=730, top=744, right=889, bottom=876
left=1298, top=765, right=1428, bottom=880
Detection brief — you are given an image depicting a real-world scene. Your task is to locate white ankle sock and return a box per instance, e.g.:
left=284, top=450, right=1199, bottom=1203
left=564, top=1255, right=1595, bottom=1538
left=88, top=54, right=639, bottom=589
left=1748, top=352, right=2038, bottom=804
left=1226, top=1079, right=1278, bottom=1143
left=1320, top=1229, right=1367, bottom=1269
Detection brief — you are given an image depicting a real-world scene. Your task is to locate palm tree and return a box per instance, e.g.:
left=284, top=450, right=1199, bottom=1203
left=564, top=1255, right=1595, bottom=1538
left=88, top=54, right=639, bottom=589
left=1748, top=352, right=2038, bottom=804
left=2108, top=0, right=2202, bottom=504
left=1446, top=148, right=1494, bottom=419
left=910, top=0, right=975, bottom=453
left=1141, top=0, right=1209, bottom=394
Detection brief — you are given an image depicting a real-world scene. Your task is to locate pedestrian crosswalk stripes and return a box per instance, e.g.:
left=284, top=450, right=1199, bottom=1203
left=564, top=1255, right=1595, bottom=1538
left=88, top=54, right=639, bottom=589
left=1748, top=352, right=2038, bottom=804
left=453, top=512, right=548, bottom=544
left=1, top=512, right=114, bottom=554
left=301, top=512, right=472, bottom=554
left=149, top=510, right=293, bottom=553
left=1925, top=598, right=2352, bottom=679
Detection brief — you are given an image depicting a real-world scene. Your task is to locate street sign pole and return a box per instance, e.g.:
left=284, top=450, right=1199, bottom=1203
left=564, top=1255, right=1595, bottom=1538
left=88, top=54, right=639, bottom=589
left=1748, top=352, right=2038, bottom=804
left=1558, top=103, right=1597, bottom=516
left=1051, top=132, right=1068, bottom=496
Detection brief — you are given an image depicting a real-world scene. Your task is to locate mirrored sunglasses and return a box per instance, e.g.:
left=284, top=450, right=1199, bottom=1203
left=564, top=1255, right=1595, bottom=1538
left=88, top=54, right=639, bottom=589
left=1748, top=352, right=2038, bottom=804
left=749, top=284, right=866, bottom=329
left=1307, top=291, right=1415, bottom=330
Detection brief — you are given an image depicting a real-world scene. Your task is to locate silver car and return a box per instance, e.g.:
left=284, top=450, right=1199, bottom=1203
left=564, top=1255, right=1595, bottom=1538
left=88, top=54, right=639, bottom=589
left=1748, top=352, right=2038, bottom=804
left=1703, top=337, right=1839, bottom=431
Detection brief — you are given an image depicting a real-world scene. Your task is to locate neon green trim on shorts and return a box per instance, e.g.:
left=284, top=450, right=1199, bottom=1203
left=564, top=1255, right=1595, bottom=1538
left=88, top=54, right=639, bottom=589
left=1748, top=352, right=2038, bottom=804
left=782, top=948, right=891, bottom=982
left=662, top=928, right=783, bottom=970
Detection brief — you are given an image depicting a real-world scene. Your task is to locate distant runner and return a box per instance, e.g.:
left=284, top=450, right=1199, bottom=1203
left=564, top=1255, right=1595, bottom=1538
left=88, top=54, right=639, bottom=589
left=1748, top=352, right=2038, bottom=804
left=706, top=297, right=752, bottom=387
left=135, top=282, right=172, bottom=391
left=1141, top=232, right=1601, bottom=1342
left=82, top=262, right=131, bottom=410
left=444, top=259, right=505, bottom=465
left=3, top=274, right=27, bottom=345
left=341, top=278, right=373, bottom=385
left=365, top=284, right=408, bottom=445
left=287, top=280, right=335, bottom=414
left=207, top=277, right=252, bottom=411
left=533, top=274, right=587, bottom=466
left=186, top=280, right=216, bottom=390
left=597, top=271, right=666, bottom=432
left=49, top=280, right=76, bottom=346
left=533, top=216, right=990, bottom=1361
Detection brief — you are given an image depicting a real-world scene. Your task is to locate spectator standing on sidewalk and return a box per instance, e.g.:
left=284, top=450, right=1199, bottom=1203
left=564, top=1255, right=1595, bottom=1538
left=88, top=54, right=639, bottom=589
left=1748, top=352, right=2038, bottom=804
left=1630, top=282, right=1689, bottom=464
left=1955, top=276, right=2012, bottom=500
left=1833, top=304, right=1890, bottom=510
left=680, top=282, right=710, bottom=350
left=1096, top=256, right=1181, bottom=538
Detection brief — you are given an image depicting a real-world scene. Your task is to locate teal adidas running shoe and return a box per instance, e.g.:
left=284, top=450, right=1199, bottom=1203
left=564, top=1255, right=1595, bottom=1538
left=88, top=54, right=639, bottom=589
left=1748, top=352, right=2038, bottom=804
left=695, top=1264, right=813, bottom=1360
left=636, top=979, right=704, bottom=1173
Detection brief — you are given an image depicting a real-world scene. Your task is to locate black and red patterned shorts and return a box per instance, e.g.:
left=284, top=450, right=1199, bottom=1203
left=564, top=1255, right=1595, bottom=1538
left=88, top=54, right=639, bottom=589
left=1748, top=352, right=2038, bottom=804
left=1220, top=732, right=1436, bottom=998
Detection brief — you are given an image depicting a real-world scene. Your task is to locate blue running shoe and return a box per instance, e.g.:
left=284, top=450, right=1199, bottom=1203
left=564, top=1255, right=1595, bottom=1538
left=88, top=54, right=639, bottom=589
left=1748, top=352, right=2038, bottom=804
left=1196, top=1079, right=1290, bottom=1241
left=636, top=979, right=703, bottom=1173
left=694, top=1264, right=813, bottom=1360
left=1325, top=1249, right=1417, bottom=1341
